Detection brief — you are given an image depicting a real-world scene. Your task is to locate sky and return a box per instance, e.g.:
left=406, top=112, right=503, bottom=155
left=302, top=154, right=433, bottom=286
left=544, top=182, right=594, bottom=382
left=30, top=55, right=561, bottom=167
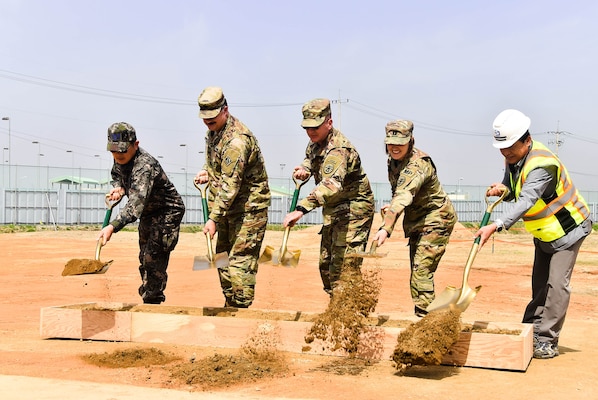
left=1, top=0, right=598, bottom=192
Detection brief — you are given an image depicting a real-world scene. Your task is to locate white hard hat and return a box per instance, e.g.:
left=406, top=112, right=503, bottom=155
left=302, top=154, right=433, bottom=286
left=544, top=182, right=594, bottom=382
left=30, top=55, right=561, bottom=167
left=492, top=109, right=531, bottom=149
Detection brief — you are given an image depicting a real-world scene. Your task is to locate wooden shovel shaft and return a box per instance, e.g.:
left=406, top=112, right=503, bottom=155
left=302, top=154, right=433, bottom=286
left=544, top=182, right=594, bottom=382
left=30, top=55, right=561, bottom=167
left=205, top=232, right=215, bottom=262
left=195, top=180, right=213, bottom=260
left=278, top=226, right=291, bottom=260
left=273, top=175, right=309, bottom=264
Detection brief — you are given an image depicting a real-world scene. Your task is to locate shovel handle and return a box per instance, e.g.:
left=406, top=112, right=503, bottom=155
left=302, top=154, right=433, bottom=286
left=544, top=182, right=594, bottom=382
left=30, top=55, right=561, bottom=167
left=194, top=180, right=211, bottom=223
left=289, top=175, right=310, bottom=212
left=279, top=226, right=291, bottom=257
left=96, top=194, right=123, bottom=261
left=194, top=180, right=217, bottom=262
left=102, top=194, right=122, bottom=228
left=474, top=187, right=508, bottom=244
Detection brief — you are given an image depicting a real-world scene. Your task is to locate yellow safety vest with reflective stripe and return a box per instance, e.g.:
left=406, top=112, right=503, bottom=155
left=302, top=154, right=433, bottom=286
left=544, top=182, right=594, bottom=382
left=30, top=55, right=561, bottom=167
left=512, top=141, right=589, bottom=242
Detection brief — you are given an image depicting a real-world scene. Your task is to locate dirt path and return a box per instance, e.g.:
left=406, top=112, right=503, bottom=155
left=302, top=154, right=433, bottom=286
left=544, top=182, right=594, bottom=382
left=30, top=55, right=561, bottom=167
left=1, top=219, right=597, bottom=399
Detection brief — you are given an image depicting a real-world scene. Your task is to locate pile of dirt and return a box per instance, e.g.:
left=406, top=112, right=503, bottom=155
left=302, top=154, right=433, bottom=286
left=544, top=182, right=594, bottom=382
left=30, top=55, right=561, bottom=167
left=81, top=347, right=181, bottom=368
left=392, top=309, right=462, bottom=371
left=169, top=322, right=289, bottom=389
left=82, top=322, right=290, bottom=391
left=304, top=263, right=382, bottom=355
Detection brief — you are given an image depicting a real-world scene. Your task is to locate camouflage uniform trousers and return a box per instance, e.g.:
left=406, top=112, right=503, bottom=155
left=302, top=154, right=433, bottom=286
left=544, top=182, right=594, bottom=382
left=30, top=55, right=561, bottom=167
left=216, top=207, right=268, bottom=308
left=318, top=208, right=374, bottom=295
left=408, top=226, right=454, bottom=310
left=137, top=211, right=184, bottom=304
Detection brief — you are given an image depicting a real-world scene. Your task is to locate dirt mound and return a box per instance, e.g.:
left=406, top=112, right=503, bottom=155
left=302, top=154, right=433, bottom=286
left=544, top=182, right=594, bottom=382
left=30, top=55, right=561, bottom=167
left=392, top=309, right=462, bottom=371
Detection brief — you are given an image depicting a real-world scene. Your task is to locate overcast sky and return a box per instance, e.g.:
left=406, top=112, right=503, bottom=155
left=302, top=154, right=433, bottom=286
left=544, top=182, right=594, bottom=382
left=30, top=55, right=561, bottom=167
left=1, top=0, right=598, bottom=191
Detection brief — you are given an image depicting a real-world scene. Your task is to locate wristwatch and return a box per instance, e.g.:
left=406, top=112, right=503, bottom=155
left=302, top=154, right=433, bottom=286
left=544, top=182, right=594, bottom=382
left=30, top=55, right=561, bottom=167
left=494, top=219, right=504, bottom=232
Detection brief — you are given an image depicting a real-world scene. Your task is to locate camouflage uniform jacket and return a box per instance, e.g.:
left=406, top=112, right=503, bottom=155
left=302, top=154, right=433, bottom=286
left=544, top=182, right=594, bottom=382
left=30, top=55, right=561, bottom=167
left=381, top=147, right=456, bottom=237
left=204, top=114, right=271, bottom=222
left=109, top=147, right=185, bottom=232
left=298, top=128, right=374, bottom=222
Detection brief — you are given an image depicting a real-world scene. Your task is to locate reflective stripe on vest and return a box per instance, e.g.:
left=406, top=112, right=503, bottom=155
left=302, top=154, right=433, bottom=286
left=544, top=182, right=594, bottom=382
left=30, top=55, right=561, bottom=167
left=513, top=141, right=589, bottom=242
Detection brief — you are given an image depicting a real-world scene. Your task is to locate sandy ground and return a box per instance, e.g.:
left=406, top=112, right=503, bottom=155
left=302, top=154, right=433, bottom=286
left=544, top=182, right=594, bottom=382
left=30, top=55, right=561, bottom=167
left=1, top=215, right=598, bottom=400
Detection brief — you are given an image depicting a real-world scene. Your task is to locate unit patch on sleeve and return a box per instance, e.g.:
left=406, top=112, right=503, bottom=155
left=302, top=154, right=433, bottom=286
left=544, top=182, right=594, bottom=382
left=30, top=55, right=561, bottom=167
left=221, top=148, right=241, bottom=175
left=322, top=154, right=342, bottom=178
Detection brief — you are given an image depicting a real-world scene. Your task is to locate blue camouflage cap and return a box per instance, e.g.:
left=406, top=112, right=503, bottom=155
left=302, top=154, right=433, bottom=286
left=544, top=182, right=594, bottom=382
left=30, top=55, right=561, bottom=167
left=107, top=122, right=137, bottom=153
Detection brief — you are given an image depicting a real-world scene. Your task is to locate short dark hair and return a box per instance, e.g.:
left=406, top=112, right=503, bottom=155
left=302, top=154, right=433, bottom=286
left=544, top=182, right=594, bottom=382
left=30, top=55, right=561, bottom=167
left=519, top=131, right=530, bottom=143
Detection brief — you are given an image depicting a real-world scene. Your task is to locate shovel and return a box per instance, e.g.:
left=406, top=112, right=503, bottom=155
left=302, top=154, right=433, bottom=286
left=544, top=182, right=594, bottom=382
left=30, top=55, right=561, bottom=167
left=62, top=195, right=121, bottom=276
left=426, top=187, right=508, bottom=313
left=259, top=175, right=309, bottom=267
left=344, top=240, right=388, bottom=259
left=345, top=211, right=388, bottom=259
left=192, top=180, right=229, bottom=271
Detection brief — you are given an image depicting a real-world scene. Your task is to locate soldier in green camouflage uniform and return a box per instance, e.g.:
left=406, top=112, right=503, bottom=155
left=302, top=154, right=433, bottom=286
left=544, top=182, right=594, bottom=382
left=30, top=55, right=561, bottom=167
left=373, top=120, right=457, bottom=316
left=98, top=122, right=185, bottom=304
left=194, top=87, right=271, bottom=308
left=283, top=98, right=374, bottom=295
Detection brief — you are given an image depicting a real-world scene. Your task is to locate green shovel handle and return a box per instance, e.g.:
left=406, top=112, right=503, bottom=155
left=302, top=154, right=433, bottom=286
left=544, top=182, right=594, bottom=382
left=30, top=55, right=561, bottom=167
left=102, top=194, right=122, bottom=228
left=473, top=187, right=508, bottom=244
left=289, top=175, right=310, bottom=212
left=194, top=181, right=210, bottom=223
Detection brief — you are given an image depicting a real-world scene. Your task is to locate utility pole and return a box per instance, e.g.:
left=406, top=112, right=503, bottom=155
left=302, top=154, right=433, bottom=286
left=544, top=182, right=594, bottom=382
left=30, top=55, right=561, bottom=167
left=547, top=121, right=567, bottom=156
left=2, top=117, right=10, bottom=189
left=331, top=91, right=349, bottom=130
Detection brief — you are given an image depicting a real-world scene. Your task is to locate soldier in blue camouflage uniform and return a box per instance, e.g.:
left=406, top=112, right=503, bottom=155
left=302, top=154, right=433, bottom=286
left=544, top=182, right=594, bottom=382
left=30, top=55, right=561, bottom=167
left=372, top=120, right=457, bottom=317
left=194, top=87, right=271, bottom=308
left=283, top=98, right=375, bottom=296
left=98, top=122, right=185, bottom=304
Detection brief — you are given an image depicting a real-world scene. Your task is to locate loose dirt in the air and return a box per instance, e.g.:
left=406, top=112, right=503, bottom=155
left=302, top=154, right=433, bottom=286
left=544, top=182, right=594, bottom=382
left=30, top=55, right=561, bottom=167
left=392, top=308, right=462, bottom=371
left=304, top=263, right=382, bottom=355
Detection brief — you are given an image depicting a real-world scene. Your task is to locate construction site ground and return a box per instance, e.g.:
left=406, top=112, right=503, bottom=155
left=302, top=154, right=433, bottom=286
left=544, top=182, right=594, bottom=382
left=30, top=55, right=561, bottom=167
left=1, top=217, right=597, bottom=400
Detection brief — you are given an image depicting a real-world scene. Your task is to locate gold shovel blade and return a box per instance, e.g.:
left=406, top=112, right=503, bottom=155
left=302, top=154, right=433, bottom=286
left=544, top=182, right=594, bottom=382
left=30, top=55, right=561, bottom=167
left=454, top=285, right=482, bottom=312
left=426, top=286, right=460, bottom=312
left=193, top=252, right=229, bottom=271
left=272, top=249, right=301, bottom=267
left=258, top=245, right=276, bottom=263
left=425, top=285, right=482, bottom=313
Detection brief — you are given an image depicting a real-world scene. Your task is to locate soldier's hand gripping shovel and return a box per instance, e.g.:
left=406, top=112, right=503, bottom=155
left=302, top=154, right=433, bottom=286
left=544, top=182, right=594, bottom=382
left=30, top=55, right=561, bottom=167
left=259, top=175, right=309, bottom=267
left=192, top=180, right=229, bottom=271
left=426, top=187, right=508, bottom=313
left=62, top=194, right=121, bottom=276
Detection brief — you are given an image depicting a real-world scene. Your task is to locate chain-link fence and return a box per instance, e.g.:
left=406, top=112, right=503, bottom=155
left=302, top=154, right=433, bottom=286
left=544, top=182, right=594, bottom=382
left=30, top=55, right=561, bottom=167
left=1, top=164, right=597, bottom=226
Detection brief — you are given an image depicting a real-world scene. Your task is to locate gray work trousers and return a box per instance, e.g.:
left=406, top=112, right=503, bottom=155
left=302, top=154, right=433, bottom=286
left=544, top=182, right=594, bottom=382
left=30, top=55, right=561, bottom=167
left=522, top=234, right=587, bottom=344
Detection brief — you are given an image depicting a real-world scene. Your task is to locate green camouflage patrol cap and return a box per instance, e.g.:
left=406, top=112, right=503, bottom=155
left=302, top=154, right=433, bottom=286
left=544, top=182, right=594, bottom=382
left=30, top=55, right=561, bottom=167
left=197, top=86, right=227, bottom=119
left=301, top=98, right=331, bottom=128
left=385, top=120, right=414, bottom=145
left=107, top=122, right=137, bottom=153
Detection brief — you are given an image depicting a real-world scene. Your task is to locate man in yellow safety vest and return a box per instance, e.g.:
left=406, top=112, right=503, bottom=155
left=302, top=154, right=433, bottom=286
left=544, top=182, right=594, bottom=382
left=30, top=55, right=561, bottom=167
left=475, top=109, right=592, bottom=360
